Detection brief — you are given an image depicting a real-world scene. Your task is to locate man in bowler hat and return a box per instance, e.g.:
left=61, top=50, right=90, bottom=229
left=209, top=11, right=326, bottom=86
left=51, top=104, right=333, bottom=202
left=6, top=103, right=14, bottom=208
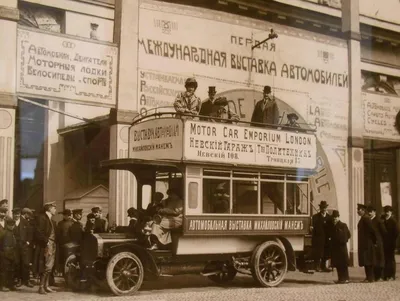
left=382, top=205, right=399, bottom=280
left=251, top=85, right=279, bottom=126
left=330, top=210, right=351, bottom=283
left=199, top=86, right=217, bottom=120
left=311, top=200, right=332, bottom=272
left=357, top=203, right=377, bottom=282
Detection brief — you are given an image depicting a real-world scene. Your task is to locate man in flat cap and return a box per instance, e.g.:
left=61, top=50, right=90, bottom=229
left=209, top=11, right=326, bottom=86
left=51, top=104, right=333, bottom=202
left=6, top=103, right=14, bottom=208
left=311, top=200, right=332, bottom=272
left=92, top=207, right=107, bottom=233
left=69, top=209, right=84, bottom=244
left=174, top=77, right=201, bottom=118
left=34, top=201, right=57, bottom=294
left=56, top=209, right=73, bottom=274
left=251, top=85, right=280, bottom=127
left=357, top=203, right=377, bottom=282
left=199, top=86, right=217, bottom=121
left=16, top=208, right=34, bottom=287
left=0, top=219, right=18, bottom=291
left=330, top=210, right=351, bottom=284
left=367, top=205, right=386, bottom=281
left=382, top=205, right=399, bottom=280
left=209, top=97, right=240, bottom=123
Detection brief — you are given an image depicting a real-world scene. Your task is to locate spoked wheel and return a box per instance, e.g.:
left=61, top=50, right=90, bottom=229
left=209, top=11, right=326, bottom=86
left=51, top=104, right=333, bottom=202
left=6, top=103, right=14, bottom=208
left=207, top=261, right=237, bottom=285
left=64, top=254, right=84, bottom=291
left=251, top=241, right=287, bottom=287
left=106, top=252, right=144, bottom=296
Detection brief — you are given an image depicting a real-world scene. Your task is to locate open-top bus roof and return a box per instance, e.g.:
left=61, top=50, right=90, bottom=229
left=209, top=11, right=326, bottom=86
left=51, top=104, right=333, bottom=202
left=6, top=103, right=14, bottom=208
left=100, top=158, right=183, bottom=174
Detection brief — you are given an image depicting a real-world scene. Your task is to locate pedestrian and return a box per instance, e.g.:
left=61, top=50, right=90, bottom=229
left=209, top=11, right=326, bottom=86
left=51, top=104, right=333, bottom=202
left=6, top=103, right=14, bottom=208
left=173, top=77, right=201, bottom=118
left=18, top=208, right=34, bottom=287
left=56, top=209, right=73, bottom=274
left=0, top=199, right=11, bottom=220
left=199, top=86, right=217, bottom=120
left=209, top=97, right=240, bottom=123
left=367, top=205, right=386, bottom=281
left=330, top=210, right=351, bottom=284
left=251, top=85, right=279, bottom=126
left=34, top=201, right=57, bottom=294
left=357, top=203, right=377, bottom=282
left=0, top=219, right=18, bottom=291
left=69, top=209, right=84, bottom=244
left=11, top=207, right=22, bottom=286
left=382, top=205, right=399, bottom=280
left=92, top=207, right=107, bottom=233
left=311, top=200, right=332, bottom=272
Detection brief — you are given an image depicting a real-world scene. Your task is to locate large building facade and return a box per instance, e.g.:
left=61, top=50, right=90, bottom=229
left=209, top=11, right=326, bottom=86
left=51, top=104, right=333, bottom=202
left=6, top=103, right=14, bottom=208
left=1, top=0, right=400, bottom=263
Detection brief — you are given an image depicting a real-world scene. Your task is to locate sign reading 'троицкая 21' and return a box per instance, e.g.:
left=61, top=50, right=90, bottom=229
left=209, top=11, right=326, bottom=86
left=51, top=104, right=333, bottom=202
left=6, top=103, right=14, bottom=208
left=184, top=121, right=317, bottom=170
left=17, top=28, right=118, bottom=105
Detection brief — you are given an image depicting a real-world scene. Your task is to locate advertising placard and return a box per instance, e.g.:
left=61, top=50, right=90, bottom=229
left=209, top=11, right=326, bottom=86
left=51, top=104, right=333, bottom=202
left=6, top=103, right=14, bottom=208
left=129, top=118, right=183, bottom=160
left=184, top=121, right=317, bottom=170
left=362, top=92, right=400, bottom=141
left=17, top=28, right=118, bottom=105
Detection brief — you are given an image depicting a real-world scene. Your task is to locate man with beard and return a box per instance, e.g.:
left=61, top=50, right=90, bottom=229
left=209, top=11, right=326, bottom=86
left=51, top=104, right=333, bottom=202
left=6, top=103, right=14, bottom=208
left=367, top=205, right=386, bottom=281
left=311, top=201, right=332, bottom=272
left=357, top=203, right=377, bottom=282
left=199, top=86, right=217, bottom=120
left=173, top=77, right=201, bottom=118
left=382, top=205, right=399, bottom=280
left=330, top=210, right=351, bottom=284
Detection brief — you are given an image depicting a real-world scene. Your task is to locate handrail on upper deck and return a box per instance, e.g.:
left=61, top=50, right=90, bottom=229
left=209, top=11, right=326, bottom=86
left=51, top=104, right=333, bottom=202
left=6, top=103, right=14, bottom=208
left=131, top=106, right=317, bottom=134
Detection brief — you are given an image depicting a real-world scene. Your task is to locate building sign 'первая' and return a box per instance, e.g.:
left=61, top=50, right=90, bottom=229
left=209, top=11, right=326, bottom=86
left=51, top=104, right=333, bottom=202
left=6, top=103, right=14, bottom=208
left=17, top=28, right=118, bottom=105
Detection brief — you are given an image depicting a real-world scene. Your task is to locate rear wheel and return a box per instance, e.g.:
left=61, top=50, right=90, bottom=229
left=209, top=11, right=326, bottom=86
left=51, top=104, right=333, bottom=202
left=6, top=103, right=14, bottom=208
left=207, top=262, right=237, bottom=284
left=251, top=241, right=287, bottom=287
left=106, top=252, right=144, bottom=296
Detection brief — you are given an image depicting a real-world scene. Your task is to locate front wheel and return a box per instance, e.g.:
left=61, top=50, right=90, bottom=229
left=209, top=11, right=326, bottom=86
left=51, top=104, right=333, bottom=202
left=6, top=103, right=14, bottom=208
left=106, top=252, right=144, bottom=296
left=251, top=240, right=288, bottom=287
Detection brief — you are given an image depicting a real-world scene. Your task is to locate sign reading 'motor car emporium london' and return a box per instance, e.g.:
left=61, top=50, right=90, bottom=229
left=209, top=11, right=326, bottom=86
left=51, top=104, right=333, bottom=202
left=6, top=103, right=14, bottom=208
left=17, top=28, right=118, bottom=105
left=184, top=121, right=317, bottom=169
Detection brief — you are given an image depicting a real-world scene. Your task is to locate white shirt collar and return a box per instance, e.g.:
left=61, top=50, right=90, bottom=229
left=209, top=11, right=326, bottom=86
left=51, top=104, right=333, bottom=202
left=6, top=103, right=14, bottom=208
left=45, top=211, right=52, bottom=220
left=15, top=219, right=20, bottom=226
left=0, top=219, right=4, bottom=227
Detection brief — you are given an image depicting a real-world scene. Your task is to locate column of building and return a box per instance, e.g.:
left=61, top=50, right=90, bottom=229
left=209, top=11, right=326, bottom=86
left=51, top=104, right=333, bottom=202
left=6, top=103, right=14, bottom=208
left=342, top=0, right=363, bottom=266
left=0, top=0, right=18, bottom=212
left=108, top=0, right=139, bottom=226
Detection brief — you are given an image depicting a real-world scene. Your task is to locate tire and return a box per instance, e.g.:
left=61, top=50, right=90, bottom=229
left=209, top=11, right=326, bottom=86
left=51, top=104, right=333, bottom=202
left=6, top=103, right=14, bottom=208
left=64, top=254, right=83, bottom=291
left=106, top=252, right=144, bottom=296
left=251, top=240, right=288, bottom=287
left=207, top=262, right=237, bottom=285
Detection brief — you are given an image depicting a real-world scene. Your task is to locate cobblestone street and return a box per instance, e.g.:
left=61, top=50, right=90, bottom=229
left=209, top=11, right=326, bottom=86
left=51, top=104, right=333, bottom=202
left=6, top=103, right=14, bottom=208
left=1, top=264, right=400, bottom=301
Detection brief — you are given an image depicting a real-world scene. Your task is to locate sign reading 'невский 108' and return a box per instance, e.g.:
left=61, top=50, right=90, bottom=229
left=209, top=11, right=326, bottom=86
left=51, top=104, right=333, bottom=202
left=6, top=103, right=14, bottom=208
left=184, top=121, right=317, bottom=170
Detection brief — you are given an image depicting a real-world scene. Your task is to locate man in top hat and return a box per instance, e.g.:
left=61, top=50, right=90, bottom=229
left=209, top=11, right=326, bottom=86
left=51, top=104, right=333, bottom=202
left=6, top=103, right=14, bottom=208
left=285, top=113, right=301, bottom=128
left=367, top=205, right=386, bottom=281
left=17, top=208, right=34, bottom=287
left=199, top=86, right=217, bottom=121
left=92, top=207, right=107, bottom=233
left=209, top=97, right=240, bottom=124
left=174, top=77, right=201, bottom=118
left=0, top=219, right=18, bottom=291
left=68, top=209, right=84, bottom=244
left=330, top=210, right=351, bottom=284
left=34, top=201, right=57, bottom=294
left=381, top=205, right=399, bottom=280
left=311, top=200, right=333, bottom=272
left=251, top=86, right=280, bottom=126
left=357, top=203, right=377, bottom=282
left=56, top=209, right=73, bottom=273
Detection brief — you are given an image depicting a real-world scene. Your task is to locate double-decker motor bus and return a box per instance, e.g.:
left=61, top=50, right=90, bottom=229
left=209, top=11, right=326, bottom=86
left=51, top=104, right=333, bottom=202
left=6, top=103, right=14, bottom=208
left=65, top=111, right=317, bottom=296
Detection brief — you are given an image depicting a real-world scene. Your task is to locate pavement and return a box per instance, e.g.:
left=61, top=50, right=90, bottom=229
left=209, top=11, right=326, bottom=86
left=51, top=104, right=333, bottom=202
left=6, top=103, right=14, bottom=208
left=1, top=261, right=400, bottom=301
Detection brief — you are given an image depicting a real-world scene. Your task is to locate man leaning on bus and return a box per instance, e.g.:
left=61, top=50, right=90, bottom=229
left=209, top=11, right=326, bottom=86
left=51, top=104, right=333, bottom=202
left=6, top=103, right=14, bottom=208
left=173, top=77, right=201, bottom=118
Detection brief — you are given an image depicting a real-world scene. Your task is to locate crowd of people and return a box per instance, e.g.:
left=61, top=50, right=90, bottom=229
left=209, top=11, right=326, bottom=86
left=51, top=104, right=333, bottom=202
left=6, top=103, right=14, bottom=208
left=0, top=198, right=108, bottom=294
left=173, top=77, right=301, bottom=128
left=311, top=200, right=399, bottom=284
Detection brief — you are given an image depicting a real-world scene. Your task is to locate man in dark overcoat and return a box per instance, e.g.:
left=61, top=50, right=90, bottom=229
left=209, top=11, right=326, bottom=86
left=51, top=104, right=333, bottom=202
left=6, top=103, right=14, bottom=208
left=311, top=200, right=332, bottom=272
left=34, top=202, right=57, bottom=294
left=56, top=209, right=73, bottom=275
left=251, top=85, right=279, bottom=126
left=0, top=207, right=11, bottom=291
left=367, top=205, right=386, bottom=281
left=382, top=205, right=399, bottom=280
left=17, top=208, right=34, bottom=287
left=330, top=210, right=351, bottom=283
left=0, top=219, right=18, bottom=291
left=199, top=86, right=217, bottom=121
left=68, top=209, right=84, bottom=244
left=357, top=203, right=377, bottom=282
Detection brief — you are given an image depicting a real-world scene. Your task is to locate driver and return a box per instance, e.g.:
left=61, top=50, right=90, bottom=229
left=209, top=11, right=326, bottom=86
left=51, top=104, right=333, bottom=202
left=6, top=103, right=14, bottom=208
left=148, top=189, right=183, bottom=250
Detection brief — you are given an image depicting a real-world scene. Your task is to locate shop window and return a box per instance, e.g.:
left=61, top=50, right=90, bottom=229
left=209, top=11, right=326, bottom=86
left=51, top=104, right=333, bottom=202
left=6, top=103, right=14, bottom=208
left=261, top=182, right=284, bottom=214
left=232, top=180, right=258, bottom=214
left=19, top=2, right=64, bottom=33
left=188, top=182, right=198, bottom=209
left=203, top=179, right=230, bottom=214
